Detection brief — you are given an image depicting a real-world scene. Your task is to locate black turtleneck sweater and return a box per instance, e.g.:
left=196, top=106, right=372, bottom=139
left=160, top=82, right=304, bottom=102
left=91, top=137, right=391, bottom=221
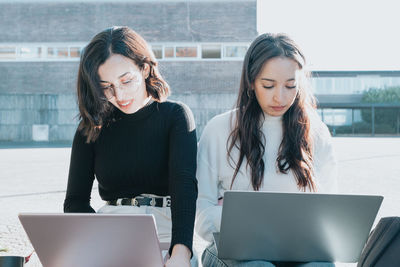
left=64, top=100, right=198, bottom=255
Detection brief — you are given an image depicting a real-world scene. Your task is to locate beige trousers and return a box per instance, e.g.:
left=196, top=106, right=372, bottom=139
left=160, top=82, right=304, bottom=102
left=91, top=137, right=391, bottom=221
left=97, top=204, right=172, bottom=244
left=97, top=199, right=198, bottom=266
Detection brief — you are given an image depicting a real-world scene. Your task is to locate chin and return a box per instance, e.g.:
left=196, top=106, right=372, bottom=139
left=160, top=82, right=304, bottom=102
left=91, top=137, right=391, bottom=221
left=264, top=109, right=282, bottom=116
left=119, top=106, right=137, bottom=114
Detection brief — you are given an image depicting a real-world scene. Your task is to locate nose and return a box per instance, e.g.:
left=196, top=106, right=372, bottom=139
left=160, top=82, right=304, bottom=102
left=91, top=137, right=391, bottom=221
left=114, top=86, right=125, bottom=101
left=272, top=87, right=283, bottom=103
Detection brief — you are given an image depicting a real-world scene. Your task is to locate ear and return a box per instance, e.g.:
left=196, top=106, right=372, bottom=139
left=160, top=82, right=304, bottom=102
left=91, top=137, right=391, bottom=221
left=143, top=63, right=150, bottom=79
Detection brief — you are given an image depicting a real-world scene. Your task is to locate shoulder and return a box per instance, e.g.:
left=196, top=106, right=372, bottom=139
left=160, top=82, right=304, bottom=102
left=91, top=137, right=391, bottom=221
left=71, top=126, right=95, bottom=152
left=157, top=100, right=192, bottom=116
left=199, top=109, right=236, bottom=145
left=204, top=109, right=236, bottom=133
left=158, top=100, right=195, bottom=131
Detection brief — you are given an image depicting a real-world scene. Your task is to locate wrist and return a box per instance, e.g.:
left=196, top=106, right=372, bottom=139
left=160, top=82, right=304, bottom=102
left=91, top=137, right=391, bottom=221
left=171, top=244, right=191, bottom=259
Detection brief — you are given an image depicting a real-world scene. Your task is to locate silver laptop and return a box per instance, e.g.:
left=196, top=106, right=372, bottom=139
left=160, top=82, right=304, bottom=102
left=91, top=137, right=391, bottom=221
left=18, top=213, right=165, bottom=267
left=215, top=191, right=383, bottom=262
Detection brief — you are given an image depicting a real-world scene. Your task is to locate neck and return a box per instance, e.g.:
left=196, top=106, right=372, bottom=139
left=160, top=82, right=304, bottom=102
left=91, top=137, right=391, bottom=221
left=132, top=96, right=153, bottom=113
left=142, top=95, right=153, bottom=107
left=263, top=111, right=283, bottom=122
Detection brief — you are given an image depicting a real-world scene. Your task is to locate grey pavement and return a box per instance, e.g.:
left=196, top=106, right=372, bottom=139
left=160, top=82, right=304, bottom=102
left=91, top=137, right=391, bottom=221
left=0, top=137, right=399, bottom=267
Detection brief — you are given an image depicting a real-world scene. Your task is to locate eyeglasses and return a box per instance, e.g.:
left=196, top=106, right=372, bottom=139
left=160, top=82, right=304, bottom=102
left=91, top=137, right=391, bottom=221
left=101, top=72, right=143, bottom=100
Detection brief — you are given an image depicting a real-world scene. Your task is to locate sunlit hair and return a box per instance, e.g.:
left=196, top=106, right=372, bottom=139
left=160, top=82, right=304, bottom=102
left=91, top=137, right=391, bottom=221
left=227, top=33, right=317, bottom=191
left=77, top=26, right=170, bottom=143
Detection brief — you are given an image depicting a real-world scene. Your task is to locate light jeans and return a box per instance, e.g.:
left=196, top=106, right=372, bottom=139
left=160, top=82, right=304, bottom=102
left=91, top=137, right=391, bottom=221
left=202, top=243, right=335, bottom=267
left=97, top=204, right=198, bottom=266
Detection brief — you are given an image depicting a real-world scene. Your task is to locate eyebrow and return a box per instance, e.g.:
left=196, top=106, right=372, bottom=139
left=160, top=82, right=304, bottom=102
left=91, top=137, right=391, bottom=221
left=261, top=78, right=295, bottom=82
left=100, top=72, right=130, bottom=83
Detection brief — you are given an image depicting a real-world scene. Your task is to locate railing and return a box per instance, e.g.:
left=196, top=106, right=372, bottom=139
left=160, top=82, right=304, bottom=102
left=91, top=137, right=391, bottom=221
left=317, top=103, right=400, bottom=136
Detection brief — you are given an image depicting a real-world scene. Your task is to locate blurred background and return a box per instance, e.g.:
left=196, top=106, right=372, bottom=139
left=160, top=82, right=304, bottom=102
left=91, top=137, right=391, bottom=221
left=0, top=0, right=399, bottom=266
left=0, top=0, right=399, bottom=143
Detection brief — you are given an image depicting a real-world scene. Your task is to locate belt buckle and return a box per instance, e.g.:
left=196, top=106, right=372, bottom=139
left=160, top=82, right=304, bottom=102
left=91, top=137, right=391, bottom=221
left=131, top=198, right=139, bottom=207
left=150, top=197, right=156, bottom=206
left=166, top=198, right=171, bottom=207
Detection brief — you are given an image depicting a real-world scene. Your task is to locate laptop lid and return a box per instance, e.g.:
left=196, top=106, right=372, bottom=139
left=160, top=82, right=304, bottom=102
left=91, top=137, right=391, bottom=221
left=216, top=191, right=383, bottom=263
left=18, top=213, right=164, bottom=267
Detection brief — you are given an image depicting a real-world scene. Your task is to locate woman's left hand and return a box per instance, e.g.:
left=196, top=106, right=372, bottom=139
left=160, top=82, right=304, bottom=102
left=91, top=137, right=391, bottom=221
left=164, top=244, right=191, bottom=267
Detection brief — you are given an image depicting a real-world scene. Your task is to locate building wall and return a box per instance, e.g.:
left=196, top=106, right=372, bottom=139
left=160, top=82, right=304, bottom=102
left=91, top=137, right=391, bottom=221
left=0, top=0, right=256, bottom=142
left=0, top=60, right=243, bottom=141
left=0, top=93, right=78, bottom=141
left=0, top=92, right=237, bottom=142
left=3, top=0, right=398, bottom=141
left=0, top=1, right=257, bottom=42
left=0, top=61, right=243, bottom=94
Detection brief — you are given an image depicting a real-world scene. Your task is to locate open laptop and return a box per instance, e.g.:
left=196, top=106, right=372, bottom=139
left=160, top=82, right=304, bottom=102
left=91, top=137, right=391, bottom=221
left=214, top=191, right=383, bottom=263
left=18, top=213, right=166, bottom=267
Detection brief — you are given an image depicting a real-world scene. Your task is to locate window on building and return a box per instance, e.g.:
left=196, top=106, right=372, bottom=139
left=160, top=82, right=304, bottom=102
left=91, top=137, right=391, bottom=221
left=19, top=47, right=42, bottom=58
left=57, top=47, right=69, bottom=58
left=335, top=78, right=350, bottom=94
left=0, top=42, right=251, bottom=61
left=312, top=77, right=335, bottom=94
left=322, top=109, right=349, bottom=126
left=164, top=47, right=174, bottom=58
left=201, top=44, right=221, bottom=59
left=48, top=47, right=69, bottom=58
left=0, top=46, right=16, bottom=59
left=151, top=45, right=162, bottom=59
left=69, top=47, right=81, bottom=58
left=358, top=75, right=381, bottom=91
left=176, top=46, right=197, bottom=58
left=47, top=48, right=56, bottom=58
left=224, top=45, right=247, bottom=58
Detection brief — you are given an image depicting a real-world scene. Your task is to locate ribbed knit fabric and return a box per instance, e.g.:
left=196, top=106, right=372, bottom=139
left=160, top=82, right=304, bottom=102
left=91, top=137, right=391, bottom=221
left=195, top=109, right=338, bottom=243
left=64, top=100, right=198, bottom=256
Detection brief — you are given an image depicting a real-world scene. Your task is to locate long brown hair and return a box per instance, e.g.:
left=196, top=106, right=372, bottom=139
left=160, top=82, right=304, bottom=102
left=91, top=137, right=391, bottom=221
left=227, top=33, right=317, bottom=191
left=77, top=26, right=170, bottom=143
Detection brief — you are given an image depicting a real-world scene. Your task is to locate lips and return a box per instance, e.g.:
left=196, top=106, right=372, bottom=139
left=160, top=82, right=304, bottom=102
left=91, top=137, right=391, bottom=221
left=271, top=106, right=286, bottom=112
left=117, top=99, right=133, bottom=109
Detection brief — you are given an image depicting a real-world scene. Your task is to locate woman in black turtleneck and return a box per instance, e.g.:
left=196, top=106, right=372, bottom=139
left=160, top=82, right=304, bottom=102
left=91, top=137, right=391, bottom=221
left=63, top=26, right=197, bottom=267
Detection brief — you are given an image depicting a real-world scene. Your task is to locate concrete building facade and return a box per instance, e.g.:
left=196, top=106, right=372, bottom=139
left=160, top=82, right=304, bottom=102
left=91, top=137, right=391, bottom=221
left=0, top=0, right=257, bottom=142
left=1, top=0, right=399, bottom=142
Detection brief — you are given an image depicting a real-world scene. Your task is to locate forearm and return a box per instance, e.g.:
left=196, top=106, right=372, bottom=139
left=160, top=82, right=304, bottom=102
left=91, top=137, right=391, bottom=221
left=169, top=174, right=197, bottom=257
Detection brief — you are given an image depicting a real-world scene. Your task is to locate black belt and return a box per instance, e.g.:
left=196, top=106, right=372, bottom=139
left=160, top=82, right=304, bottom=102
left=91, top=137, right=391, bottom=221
left=106, top=196, right=171, bottom=207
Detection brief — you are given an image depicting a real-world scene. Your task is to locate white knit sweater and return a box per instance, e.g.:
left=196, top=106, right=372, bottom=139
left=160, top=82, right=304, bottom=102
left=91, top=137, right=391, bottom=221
left=195, top=109, right=338, bottom=242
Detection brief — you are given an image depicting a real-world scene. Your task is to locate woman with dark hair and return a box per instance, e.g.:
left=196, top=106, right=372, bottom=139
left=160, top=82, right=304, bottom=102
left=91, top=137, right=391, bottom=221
left=64, top=26, right=197, bottom=267
left=195, top=33, right=337, bottom=266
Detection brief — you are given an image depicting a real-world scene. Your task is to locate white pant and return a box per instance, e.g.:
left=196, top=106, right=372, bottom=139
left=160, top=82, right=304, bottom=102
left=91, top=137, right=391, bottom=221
left=97, top=204, right=172, bottom=244
left=97, top=203, right=198, bottom=266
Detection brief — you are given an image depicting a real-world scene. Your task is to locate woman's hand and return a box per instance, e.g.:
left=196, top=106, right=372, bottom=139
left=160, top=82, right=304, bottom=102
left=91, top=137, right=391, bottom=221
left=164, top=244, right=191, bottom=267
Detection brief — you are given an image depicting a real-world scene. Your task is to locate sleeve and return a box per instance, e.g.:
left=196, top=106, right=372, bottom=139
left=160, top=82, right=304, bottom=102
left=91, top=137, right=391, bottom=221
left=168, top=103, right=198, bottom=257
left=313, top=121, right=339, bottom=193
left=63, top=128, right=96, bottom=213
left=194, top=118, right=223, bottom=243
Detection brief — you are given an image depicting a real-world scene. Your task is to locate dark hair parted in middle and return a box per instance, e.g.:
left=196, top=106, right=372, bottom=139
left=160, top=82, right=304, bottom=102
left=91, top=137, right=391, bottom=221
left=77, top=26, right=170, bottom=143
left=227, top=33, right=317, bottom=191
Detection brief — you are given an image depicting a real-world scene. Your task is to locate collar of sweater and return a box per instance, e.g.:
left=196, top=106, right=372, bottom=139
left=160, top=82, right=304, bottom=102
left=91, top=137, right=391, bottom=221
left=262, top=111, right=283, bottom=123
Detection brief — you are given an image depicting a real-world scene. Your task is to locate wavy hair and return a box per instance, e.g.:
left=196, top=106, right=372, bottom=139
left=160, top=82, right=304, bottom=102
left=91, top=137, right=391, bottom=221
left=77, top=26, right=170, bottom=143
left=227, top=33, right=317, bottom=191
